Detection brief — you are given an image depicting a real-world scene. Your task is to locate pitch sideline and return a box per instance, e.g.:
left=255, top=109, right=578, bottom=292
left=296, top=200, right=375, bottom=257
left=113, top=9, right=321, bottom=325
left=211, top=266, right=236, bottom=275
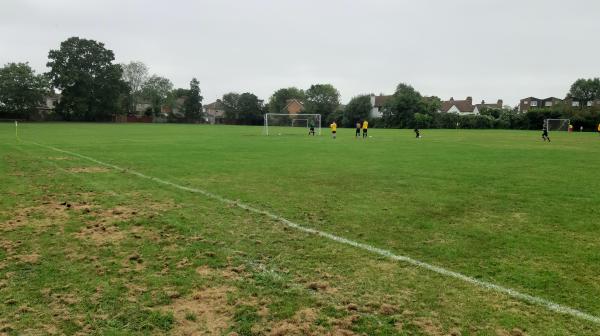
left=29, top=141, right=600, bottom=325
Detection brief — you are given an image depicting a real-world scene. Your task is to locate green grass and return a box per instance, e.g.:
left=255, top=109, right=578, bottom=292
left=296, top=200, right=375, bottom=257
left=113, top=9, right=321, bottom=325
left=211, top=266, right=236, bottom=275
left=1, top=122, right=600, bottom=335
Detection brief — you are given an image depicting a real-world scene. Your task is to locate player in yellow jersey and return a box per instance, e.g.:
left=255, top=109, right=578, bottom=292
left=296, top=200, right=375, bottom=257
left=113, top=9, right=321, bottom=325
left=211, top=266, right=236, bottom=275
left=362, top=120, right=368, bottom=138
left=330, top=121, right=337, bottom=139
left=597, top=123, right=600, bottom=135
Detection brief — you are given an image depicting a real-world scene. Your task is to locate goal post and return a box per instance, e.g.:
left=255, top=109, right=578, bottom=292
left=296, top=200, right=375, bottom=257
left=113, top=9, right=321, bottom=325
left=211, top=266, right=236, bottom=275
left=544, top=119, right=570, bottom=131
left=264, top=113, right=321, bottom=136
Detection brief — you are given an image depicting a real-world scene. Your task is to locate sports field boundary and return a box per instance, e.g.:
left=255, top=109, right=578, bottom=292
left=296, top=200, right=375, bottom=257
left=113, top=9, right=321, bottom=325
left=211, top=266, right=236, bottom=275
left=28, top=141, right=600, bottom=325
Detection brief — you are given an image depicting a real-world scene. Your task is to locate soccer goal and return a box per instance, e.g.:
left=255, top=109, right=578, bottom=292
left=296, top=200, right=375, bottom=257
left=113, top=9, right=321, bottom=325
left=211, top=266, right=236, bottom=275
left=544, top=119, right=570, bottom=131
left=264, top=113, right=321, bottom=136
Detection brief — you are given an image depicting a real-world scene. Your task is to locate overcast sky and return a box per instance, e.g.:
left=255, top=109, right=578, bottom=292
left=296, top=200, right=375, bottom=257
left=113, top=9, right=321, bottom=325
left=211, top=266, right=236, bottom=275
left=1, top=0, right=599, bottom=106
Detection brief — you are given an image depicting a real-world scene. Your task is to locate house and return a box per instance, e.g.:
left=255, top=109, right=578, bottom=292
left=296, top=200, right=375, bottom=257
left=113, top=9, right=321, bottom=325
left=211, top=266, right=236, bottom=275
left=475, top=99, right=503, bottom=111
left=161, top=97, right=187, bottom=118
left=564, top=98, right=600, bottom=108
left=135, top=101, right=152, bottom=115
left=438, top=97, right=504, bottom=115
left=518, top=97, right=562, bottom=112
left=369, top=94, right=392, bottom=118
left=37, top=93, right=60, bottom=113
left=282, top=99, right=304, bottom=114
left=31, top=93, right=61, bottom=120
left=204, top=99, right=225, bottom=124
left=439, top=97, right=478, bottom=115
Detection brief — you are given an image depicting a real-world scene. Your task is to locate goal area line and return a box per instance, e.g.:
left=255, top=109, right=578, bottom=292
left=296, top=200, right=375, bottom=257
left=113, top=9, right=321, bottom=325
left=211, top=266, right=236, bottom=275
left=26, top=140, right=600, bottom=325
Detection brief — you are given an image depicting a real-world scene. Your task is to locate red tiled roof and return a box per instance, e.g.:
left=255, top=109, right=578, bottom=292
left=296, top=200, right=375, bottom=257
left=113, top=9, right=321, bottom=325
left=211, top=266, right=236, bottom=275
left=204, top=100, right=225, bottom=110
left=440, top=98, right=474, bottom=113
left=373, top=95, right=392, bottom=107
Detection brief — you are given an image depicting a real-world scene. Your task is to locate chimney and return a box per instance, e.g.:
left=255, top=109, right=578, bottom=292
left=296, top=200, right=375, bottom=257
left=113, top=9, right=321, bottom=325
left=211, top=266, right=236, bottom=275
left=466, top=96, right=472, bottom=104
left=449, top=97, right=454, bottom=101
left=481, top=100, right=485, bottom=104
left=497, top=99, right=503, bottom=106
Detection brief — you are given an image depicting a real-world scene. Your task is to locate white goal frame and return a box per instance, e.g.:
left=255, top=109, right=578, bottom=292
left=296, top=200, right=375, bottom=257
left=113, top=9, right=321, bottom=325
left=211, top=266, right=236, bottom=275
left=264, top=113, right=321, bottom=136
left=544, top=118, right=570, bottom=131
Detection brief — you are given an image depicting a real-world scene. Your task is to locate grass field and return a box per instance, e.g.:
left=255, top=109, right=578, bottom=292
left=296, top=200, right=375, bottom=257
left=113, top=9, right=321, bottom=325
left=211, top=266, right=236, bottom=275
left=1, top=123, right=600, bottom=335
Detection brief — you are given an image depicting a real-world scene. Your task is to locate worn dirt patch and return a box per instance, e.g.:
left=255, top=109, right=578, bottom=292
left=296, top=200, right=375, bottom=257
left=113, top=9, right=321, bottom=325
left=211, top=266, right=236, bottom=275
left=66, top=167, right=110, bottom=173
left=264, top=308, right=357, bottom=336
left=9, top=254, right=41, bottom=264
left=75, top=223, right=126, bottom=245
left=410, top=317, right=444, bottom=335
left=496, top=328, right=528, bottom=336
left=74, top=202, right=173, bottom=245
left=1, top=203, right=70, bottom=232
left=161, top=286, right=235, bottom=335
left=48, top=157, right=71, bottom=161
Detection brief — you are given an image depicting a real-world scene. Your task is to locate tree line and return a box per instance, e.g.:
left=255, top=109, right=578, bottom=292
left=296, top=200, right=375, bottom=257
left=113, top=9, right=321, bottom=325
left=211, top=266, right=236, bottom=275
left=1, top=36, right=599, bottom=128
left=0, top=37, right=202, bottom=121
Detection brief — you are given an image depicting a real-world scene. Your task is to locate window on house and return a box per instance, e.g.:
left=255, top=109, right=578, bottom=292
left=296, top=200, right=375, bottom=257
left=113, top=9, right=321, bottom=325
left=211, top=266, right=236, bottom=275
left=530, top=101, right=538, bottom=107
left=545, top=101, right=553, bottom=107
left=572, top=101, right=579, bottom=107
left=524, top=101, right=529, bottom=105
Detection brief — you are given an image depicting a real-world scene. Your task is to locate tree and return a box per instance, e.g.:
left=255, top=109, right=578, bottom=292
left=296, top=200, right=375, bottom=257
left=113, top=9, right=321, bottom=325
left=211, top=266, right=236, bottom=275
left=237, top=93, right=264, bottom=125
left=183, top=78, right=203, bottom=121
left=382, top=83, right=426, bottom=128
left=413, top=113, right=432, bottom=128
left=268, top=87, right=305, bottom=113
left=222, top=92, right=264, bottom=125
left=0, top=62, right=48, bottom=119
left=222, top=92, right=241, bottom=123
left=141, top=75, right=173, bottom=114
left=342, top=95, right=371, bottom=127
left=121, top=61, right=149, bottom=113
left=46, top=37, right=127, bottom=121
left=568, top=78, right=600, bottom=104
left=305, top=84, right=340, bottom=125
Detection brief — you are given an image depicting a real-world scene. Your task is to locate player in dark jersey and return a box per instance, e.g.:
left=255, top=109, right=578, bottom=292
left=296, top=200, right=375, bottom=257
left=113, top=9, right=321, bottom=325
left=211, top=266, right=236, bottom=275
left=542, top=124, right=550, bottom=142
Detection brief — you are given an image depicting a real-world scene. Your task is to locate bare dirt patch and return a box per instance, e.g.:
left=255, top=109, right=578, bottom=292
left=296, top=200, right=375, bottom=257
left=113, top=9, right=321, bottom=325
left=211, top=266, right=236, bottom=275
left=66, top=167, right=110, bottom=173
left=74, top=202, right=174, bottom=245
left=410, top=317, right=444, bottom=335
left=9, top=254, right=41, bottom=265
left=75, top=223, right=126, bottom=245
left=161, top=286, right=235, bottom=335
left=264, top=308, right=357, bottom=336
left=1, top=203, right=69, bottom=232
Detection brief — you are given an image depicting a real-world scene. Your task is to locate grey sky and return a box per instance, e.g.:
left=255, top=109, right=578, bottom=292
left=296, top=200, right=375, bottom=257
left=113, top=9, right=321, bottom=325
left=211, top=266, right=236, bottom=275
left=1, top=0, right=599, bottom=106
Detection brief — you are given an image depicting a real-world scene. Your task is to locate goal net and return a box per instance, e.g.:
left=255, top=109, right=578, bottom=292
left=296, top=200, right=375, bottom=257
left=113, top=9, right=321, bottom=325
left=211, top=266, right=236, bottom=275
left=264, top=113, right=321, bottom=136
left=544, top=119, right=570, bottom=131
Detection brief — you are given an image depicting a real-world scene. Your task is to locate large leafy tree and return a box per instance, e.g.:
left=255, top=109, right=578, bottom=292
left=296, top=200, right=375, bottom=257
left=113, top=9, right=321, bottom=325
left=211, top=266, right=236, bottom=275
left=121, top=61, right=149, bottom=113
left=342, top=95, right=371, bottom=127
left=568, top=78, right=600, bottom=104
left=46, top=37, right=127, bottom=121
left=237, top=92, right=263, bottom=125
left=0, top=62, right=48, bottom=119
left=382, top=83, right=426, bottom=128
left=222, top=92, right=241, bottom=122
left=305, top=84, right=340, bottom=125
left=183, top=78, right=203, bottom=121
left=268, top=87, right=305, bottom=113
left=141, top=75, right=173, bottom=114
left=222, top=92, right=264, bottom=125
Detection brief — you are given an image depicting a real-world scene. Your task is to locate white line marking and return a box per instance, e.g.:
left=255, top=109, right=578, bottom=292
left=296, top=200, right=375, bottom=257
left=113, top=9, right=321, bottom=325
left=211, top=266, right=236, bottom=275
left=30, top=141, right=600, bottom=325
